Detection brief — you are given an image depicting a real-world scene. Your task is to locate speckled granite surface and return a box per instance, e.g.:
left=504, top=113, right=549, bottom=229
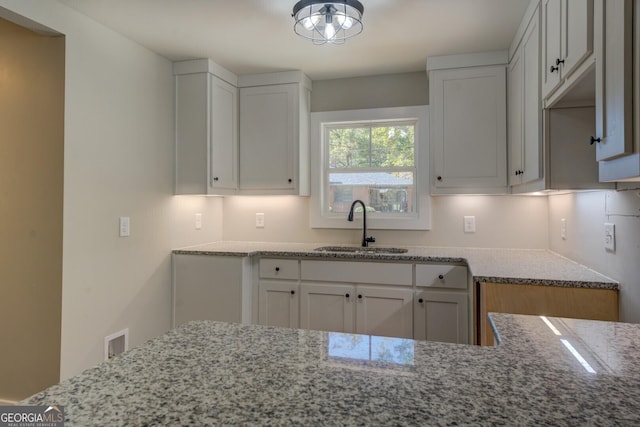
left=173, top=241, right=618, bottom=289
left=23, top=317, right=640, bottom=426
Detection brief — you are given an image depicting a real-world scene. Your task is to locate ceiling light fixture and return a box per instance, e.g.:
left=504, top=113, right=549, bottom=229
left=292, top=0, right=364, bottom=45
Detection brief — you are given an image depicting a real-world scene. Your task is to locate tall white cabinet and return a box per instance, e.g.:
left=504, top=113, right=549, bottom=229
left=427, top=52, right=508, bottom=194
left=508, top=6, right=542, bottom=187
left=238, top=72, right=311, bottom=195
left=174, top=59, right=238, bottom=195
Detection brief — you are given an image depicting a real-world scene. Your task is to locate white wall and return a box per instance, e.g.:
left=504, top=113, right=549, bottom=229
left=548, top=190, right=640, bottom=323
left=0, top=1, right=223, bottom=380
left=223, top=195, right=549, bottom=249
left=311, top=72, right=429, bottom=112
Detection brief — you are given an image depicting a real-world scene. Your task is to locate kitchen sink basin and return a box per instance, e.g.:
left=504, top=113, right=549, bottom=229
left=314, top=246, right=408, bottom=254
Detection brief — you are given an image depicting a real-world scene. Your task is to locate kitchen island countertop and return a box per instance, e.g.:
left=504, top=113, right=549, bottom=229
left=173, top=241, right=618, bottom=289
left=23, top=314, right=640, bottom=426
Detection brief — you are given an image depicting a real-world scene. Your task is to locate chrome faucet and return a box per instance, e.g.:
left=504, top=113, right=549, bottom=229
left=347, top=200, right=376, bottom=247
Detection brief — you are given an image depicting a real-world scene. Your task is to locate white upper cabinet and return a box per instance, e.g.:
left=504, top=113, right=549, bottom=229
left=509, top=6, right=542, bottom=187
left=238, top=72, right=311, bottom=195
left=541, top=0, right=594, bottom=100
left=428, top=52, right=508, bottom=194
left=174, top=59, right=238, bottom=195
left=594, top=0, right=635, bottom=171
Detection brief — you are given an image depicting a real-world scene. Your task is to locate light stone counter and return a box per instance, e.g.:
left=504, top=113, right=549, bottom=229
left=173, top=241, right=618, bottom=289
left=23, top=315, right=640, bottom=425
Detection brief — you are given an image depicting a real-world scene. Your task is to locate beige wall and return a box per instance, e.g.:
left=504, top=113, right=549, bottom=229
left=222, top=195, right=549, bottom=249
left=0, top=1, right=223, bottom=392
left=0, top=17, right=64, bottom=401
left=548, top=190, right=640, bottom=323
left=311, top=72, right=428, bottom=112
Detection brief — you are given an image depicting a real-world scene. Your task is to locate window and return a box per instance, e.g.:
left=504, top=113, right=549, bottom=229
left=311, top=106, right=430, bottom=230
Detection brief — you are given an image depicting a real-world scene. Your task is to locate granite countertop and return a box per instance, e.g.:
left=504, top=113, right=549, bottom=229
left=173, top=241, right=618, bottom=289
left=24, top=316, right=640, bottom=426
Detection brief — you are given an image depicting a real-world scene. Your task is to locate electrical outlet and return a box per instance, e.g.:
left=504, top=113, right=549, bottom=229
left=119, top=216, right=130, bottom=237
left=463, top=216, right=476, bottom=233
left=604, top=222, right=615, bottom=251
left=195, top=213, right=202, bottom=230
left=255, top=213, right=265, bottom=228
left=561, top=218, right=567, bottom=240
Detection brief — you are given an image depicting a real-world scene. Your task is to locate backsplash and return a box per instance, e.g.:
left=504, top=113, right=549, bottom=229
left=549, top=189, right=640, bottom=323
left=221, top=194, right=549, bottom=249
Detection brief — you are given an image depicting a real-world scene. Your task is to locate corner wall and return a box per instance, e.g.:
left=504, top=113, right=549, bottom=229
left=0, top=0, right=224, bottom=394
left=548, top=190, right=640, bottom=323
left=0, top=17, right=64, bottom=401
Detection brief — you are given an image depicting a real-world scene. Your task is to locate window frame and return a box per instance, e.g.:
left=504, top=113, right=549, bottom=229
left=310, top=106, right=431, bottom=230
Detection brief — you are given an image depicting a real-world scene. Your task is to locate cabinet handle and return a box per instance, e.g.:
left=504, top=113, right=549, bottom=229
left=436, top=176, right=443, bottom=181
left=275, top=267, right=280, bottom=272
left=556, top=58, right=565, bottom=66
left=345, top=293, right=350, bottom=298
left=213, top=177, right=219, bottom=181
left=357, top=294, right=363, bottom=299
left=590, top=136, right=602, bottom=145
left=288, top=178, right=293, bottom=183
left=550, top=65, right=559, bottom=73
left=290, top=290, right=295, bottom=295
left=438, top=274, right=444, bottom=280
left=418, top=298, right=424, bottom=304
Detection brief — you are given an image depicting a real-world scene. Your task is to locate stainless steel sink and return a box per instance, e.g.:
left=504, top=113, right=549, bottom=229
left=314, top=246, right=408, bottom=254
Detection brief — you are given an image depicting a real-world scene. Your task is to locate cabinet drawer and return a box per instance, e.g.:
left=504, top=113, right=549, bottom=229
left=259, top=258, right=299, bottom=280
left=301, top=260, right=412, bottom=286
left=416, top=264, right=467, bottom=289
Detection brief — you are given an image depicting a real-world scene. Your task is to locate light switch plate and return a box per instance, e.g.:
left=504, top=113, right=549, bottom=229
left=119, top=216, right=130, bottom=237
left=463, top=216, right=476, bottom=233
left=604, top=222, right=615, bottom=251
left=255, top=213, right=265, bottom=228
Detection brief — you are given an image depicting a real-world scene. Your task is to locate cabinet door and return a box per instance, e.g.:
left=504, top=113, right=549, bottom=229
left=355, top=286, right=413, bottom=339
left=173, top=255, right=245, bottom=327
left=594, top=0, right=633, bottom=162
left=239, top=84, right=297, bottom=192
left=508, top=47, right=524, bottom=186
left=521, top=8, right=542, bottom=184
left=561, top=0, right=594, bottom=80
left=300, top=283, right=355, bottom=333
left=209, top=75, right=237, bottom=191
left=430, top=66, right=507, bottom=193
left=541, top=0, right=562, bottom=98
left=414, top=291, right=469, bottom=344
left=258, top=281, right=299, bottom=329
left=175, top=73, right=208, bottom=194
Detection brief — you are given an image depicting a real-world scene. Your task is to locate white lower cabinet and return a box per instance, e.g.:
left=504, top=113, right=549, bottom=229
left=414, top=264, right=471, bottom=344
left=172, top=254, right=252, bottom=328
left=355, top=286, right=414, bottom=339
left=299, top=283, right=354, bottom=333
left=258, top=281, right=299, bottom=329
left=414, top=291, right=469, bottom=344
left=256, top=258, right=470, bottom=343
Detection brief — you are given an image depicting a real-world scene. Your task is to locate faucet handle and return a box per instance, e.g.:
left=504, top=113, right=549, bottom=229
left=365, top=236, right=376, bottom=244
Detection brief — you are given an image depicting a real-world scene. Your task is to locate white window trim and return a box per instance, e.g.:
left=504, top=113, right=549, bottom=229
left=310, top=106, right=431, bottom=230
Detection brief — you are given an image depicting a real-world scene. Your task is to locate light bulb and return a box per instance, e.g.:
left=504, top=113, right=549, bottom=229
left=324, top=22, right=336, bottom=39
left=302, top=15, right=319, bottom=30
left=336, top=13, right=353, bottom=29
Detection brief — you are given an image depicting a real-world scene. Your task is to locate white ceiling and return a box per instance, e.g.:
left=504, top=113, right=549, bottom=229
left=58, top=0, right=530, bottom=81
